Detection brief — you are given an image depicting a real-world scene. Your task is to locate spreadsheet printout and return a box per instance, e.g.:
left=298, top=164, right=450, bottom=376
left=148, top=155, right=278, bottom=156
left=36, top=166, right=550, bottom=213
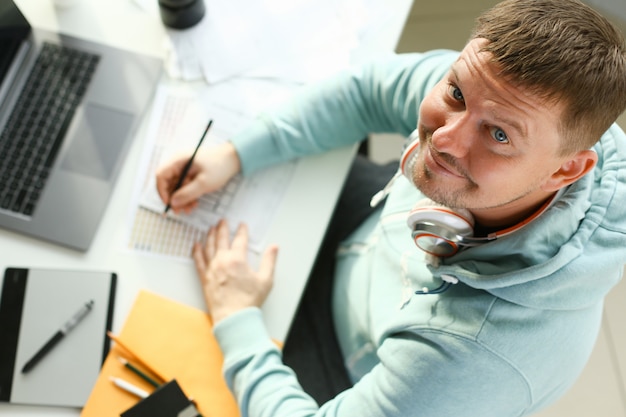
left=127, top=84, right=296, bottom=260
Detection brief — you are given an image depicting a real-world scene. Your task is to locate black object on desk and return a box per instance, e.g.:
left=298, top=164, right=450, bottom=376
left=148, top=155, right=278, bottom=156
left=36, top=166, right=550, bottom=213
left=158, top=0, right=206, bottom=29
left=121, top=379, right=201, bottom=417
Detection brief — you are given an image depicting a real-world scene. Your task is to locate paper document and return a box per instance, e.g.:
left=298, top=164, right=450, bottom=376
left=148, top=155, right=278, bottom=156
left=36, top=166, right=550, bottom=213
left=133, top=0, right=358, bottom=84
left=81, top=290, right=240, bottom=417
left=127, top=83, right=295, bottom=260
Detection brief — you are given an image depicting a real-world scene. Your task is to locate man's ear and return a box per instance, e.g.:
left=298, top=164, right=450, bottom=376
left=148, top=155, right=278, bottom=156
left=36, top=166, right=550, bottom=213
left=542, top=150, right=598, bottom=192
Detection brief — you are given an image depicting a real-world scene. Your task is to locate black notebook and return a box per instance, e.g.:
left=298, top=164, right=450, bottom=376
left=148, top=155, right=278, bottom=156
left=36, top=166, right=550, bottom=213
left=0, top=267, right=116, bottom=407
left=121, top=379, right=201, bottom=417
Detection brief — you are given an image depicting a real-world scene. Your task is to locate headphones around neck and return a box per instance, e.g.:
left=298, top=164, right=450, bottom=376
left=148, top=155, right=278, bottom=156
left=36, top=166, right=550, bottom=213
left=405, top=198, right=483, bottom=257
left=377, top=130, right=560, bottom=257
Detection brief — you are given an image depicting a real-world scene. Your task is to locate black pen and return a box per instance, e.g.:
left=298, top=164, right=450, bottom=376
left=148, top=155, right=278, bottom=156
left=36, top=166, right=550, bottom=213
left=164, top=119, right=213, bottom=214
left=21, top=300, right=94, bottom=373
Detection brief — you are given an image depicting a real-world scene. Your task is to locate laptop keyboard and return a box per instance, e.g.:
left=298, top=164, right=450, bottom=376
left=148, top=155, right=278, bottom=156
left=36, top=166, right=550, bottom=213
left=0, top=42, right=99, bottom=217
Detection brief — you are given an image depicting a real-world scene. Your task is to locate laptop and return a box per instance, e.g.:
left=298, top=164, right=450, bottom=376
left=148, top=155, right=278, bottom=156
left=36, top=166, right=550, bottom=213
left=0, top=0, right=162, bottom=251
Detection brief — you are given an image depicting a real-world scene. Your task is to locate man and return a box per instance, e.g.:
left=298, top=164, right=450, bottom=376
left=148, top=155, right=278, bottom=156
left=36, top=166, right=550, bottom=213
left=156, top=0, right=626, bottom=415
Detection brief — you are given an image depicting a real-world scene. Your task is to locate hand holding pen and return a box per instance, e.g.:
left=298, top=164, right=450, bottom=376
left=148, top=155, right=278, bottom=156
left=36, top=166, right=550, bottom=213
left=155, top=120, right=242, bottom=215
left=163, top=120, right=213, bottom=215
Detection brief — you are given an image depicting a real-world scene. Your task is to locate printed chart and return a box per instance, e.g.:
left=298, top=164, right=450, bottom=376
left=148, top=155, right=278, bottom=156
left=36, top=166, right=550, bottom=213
left=127, top=84, right=295, bottom=261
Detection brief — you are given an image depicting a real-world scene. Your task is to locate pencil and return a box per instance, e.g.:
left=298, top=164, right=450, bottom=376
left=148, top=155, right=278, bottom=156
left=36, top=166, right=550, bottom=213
left=106, top=331, right=168, bottom=383
left=109, top=376, right=150, bottom=399
left=164, top=119, right=213, bottom=214
left=118, top=356, right=160, bottom=388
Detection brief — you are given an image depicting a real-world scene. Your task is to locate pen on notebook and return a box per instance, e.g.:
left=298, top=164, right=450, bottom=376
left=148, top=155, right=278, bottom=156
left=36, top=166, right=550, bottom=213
left=109, top=376, right=150, bottom=399
left=118, top=356, right=160, bottom=388
left=164, top=119, right=213, bottom=214
left=21, top=299, right=95, bottom=373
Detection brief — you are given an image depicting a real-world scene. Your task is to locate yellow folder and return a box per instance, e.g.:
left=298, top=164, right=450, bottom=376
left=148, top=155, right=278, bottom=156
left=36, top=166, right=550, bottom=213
left=81, top=290, right=240, bottom=417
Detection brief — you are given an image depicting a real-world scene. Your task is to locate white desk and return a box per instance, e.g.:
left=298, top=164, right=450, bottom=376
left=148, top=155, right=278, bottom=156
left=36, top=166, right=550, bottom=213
left=0, top=0, right=412, bottom=414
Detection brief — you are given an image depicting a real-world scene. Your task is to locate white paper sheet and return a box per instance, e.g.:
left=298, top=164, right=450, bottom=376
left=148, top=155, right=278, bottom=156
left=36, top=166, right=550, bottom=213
left=134, top=0, right=360, bottom=84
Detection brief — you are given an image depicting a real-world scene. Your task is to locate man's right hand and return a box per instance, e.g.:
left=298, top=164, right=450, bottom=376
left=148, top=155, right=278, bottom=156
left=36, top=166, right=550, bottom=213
left=156, top=141, right=241, bottom=214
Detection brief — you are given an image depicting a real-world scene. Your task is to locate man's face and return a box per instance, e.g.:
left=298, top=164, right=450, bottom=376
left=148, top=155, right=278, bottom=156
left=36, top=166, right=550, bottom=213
left=413, top=38, right=573, bottom=224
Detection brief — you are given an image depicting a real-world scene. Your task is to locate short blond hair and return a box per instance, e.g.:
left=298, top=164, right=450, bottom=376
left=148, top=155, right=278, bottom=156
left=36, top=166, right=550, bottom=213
left=472, top=0, right=626, bottom=154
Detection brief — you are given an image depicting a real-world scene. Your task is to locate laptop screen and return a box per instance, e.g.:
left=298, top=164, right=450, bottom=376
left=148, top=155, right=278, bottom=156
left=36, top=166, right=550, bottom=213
left=0, top=0, right=30, bottom=34
left=0, top=0, right=30, bottom=89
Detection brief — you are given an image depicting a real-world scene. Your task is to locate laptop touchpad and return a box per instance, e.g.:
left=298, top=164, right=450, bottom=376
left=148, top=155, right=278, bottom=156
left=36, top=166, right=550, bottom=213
left=60, top=104, right=134, bottom=180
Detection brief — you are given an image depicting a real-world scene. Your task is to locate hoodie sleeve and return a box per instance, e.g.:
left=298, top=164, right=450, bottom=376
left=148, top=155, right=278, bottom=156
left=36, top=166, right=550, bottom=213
left=229, top=50, right=458, bottom=175
left=213, top=308, right=534, bottom=417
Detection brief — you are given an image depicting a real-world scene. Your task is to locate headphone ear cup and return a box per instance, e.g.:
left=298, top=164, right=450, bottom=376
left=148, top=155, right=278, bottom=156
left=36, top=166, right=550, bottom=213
left=407, top=199, right=475, bottom=235
left=406, top=199, right=475, bottom=257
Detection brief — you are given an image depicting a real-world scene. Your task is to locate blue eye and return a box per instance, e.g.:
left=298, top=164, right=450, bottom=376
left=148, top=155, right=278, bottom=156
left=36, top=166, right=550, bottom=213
left=490, top=127, right=509, bottom=143
left=449, top=85, right=464, bottom=101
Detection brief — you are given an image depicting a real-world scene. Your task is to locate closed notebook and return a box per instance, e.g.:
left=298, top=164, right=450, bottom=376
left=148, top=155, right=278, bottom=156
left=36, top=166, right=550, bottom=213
left=80, top=290, right=240, bottom=417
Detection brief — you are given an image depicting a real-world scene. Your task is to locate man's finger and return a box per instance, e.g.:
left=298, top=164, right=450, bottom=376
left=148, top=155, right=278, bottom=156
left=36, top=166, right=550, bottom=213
left=155, top=157, right=190, bottom=200
left=206, top=225, right=217, bottom=259
left=192, top=241, right=207, bottom=279
left=155, top=167, right=180, bottom=205
left=231, top=223, right=249, bottom=252
left=215, top=219, right=230, bottom=249
left=259, top=244, right=279, bottom=283
left=168, top=170, right=204, bottom=209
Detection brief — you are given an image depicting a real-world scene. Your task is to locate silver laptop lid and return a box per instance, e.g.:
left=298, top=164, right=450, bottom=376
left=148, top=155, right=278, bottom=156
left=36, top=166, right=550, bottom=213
left=0, top=0, right=162, bottom=251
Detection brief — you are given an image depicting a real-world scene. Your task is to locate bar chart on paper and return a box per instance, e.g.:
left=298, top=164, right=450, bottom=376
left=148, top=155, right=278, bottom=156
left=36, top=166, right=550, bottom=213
left=127, top=84, right=296, bottom=260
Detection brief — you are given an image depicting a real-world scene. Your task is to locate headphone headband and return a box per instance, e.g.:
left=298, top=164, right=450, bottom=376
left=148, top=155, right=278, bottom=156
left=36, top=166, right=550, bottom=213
left=400, top=130, right=421, bottom=185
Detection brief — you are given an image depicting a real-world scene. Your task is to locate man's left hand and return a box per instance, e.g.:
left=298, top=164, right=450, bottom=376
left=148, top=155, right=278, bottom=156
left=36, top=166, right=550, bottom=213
left=192, top=219, right=279, bottom=324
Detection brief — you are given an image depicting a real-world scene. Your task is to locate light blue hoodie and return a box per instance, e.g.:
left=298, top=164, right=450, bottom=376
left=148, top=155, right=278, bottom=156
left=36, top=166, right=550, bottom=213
left=215, top=50, right=626, bottom=417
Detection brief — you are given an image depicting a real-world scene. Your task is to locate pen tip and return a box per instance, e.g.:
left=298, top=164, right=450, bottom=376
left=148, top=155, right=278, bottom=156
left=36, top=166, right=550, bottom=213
left=117, top=356, right=128, bottom=365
